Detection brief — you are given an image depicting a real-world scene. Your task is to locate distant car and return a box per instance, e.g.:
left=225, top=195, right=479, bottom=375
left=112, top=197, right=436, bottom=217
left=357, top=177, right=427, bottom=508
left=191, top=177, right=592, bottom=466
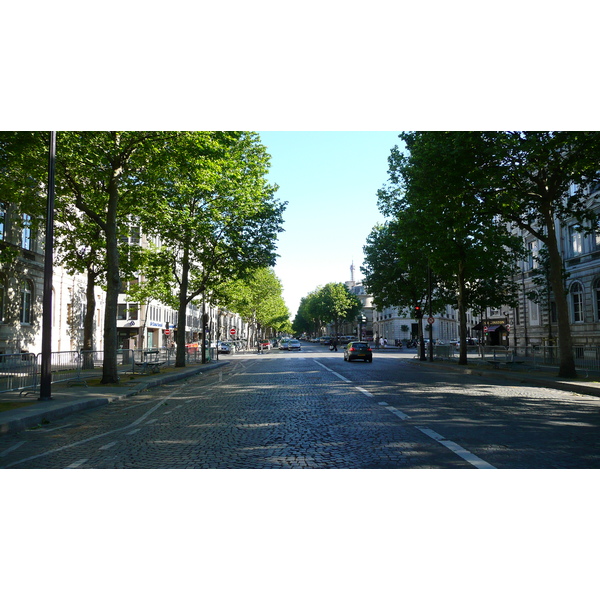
left=259, top=340, right=271, bottom=350
left=344, top=341, right=373, bottom=363
left=288, top=339, right=301, bottom=351
left=279, top=339, right=290, bottom=350
left=217, top=341, right=232, bottom=354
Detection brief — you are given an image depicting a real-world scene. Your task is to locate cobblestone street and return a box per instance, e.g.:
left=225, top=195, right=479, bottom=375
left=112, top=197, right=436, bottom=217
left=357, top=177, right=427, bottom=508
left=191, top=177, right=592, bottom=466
left=3, top=345, right=600, bottom=469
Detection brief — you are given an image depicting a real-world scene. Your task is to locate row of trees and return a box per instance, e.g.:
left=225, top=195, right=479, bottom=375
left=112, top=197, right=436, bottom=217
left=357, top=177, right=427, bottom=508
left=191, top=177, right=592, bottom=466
left=292, top=282, right=362, bottom=338
left=362, top=131, right=600, bottom=378
left=1, top=132, right=288, bottom=383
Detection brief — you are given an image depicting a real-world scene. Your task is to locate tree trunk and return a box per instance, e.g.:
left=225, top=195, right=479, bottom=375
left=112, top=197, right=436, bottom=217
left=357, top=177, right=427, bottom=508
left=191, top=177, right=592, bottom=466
left=82, top=267, right=96, bottom=370
left=101, top=175, right=121, bottom=384
left=175, top=245, right=190, bottom=368
left=545, top=221, right=577, bottom=377
left=457, top=263, right=468, bottom=365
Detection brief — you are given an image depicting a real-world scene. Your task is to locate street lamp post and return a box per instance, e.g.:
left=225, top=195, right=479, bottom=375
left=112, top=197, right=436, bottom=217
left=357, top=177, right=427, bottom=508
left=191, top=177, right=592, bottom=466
left=39, top=131, right=56, bottom=402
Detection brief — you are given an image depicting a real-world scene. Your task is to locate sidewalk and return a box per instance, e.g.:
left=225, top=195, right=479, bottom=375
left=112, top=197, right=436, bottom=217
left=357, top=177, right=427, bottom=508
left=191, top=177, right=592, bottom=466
left=407, top=354, right=600, bottom=400
left=0, top=360, right=227, bottom=435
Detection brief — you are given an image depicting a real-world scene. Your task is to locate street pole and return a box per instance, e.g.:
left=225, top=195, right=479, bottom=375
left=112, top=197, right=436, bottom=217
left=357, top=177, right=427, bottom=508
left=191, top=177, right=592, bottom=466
left=201, top=300, right=207, bottom=364
left=428, top=263, right=434, bottom=362
left=39, top=131, right=56, bottom=402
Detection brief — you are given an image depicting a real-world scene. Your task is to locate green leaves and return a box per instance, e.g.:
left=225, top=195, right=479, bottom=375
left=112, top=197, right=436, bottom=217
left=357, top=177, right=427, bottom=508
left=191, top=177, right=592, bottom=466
left=294, top=283, right=361, bottom=336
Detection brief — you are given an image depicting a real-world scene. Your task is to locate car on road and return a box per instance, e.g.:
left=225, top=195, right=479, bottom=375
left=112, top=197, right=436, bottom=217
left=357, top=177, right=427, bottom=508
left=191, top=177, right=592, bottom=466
left=288, top=339, right=301, bottom=351
left=259, top=340, right=272, bottom=351
left=279, top=339, right=290, bottom=350
left=344, top=341, right=373, bottom=362
left=217, top=341, right=233, bottom=354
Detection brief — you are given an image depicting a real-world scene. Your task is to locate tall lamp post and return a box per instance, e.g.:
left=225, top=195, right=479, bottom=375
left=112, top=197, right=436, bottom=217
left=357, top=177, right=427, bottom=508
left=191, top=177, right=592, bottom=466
left=39, top=132, right=56, bottom=402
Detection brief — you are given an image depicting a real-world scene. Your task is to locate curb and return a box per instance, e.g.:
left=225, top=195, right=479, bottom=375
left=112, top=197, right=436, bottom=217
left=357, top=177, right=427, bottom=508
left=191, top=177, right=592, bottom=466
left=0, top=360, right=228, bottom=436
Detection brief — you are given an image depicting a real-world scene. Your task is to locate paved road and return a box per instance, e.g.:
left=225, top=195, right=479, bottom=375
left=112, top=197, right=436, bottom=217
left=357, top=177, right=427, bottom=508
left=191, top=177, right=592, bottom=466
left=2, top=342, right=600, bottom=468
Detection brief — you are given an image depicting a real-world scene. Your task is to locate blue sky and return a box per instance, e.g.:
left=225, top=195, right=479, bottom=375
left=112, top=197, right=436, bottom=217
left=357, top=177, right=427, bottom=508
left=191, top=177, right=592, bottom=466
left=257, top=131, right=405, bottom=320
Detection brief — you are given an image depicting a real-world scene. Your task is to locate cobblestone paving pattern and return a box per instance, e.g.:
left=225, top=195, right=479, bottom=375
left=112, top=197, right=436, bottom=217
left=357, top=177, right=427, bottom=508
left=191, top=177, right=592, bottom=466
left=2, top=348, right=600, bottom=468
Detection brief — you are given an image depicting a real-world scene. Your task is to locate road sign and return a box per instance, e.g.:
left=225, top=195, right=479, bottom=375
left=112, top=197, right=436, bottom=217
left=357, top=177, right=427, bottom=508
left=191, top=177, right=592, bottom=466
left=427, top=317, right=435, bottom=325
left=484, top=326, right=488, bottom=333
left=230, top=328, right=236, bottom=335
left=165, top=329, right=171, bottom=335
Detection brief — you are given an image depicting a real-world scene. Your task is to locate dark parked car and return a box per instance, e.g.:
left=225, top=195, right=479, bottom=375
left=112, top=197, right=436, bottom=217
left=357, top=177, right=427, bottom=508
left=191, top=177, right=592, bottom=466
left=344, top=341, right=373, bottom=363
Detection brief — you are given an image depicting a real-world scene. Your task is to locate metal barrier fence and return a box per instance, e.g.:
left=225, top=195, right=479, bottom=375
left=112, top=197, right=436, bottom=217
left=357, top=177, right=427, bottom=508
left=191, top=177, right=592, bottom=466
left=0, top=353, right=38, bottom=394
left=513, top=345, right=600, bottom=372
left=47, top=351, right=84, bottom=386
left=431, top=343, right=600, bottom=374
left=0, top=344, right=223, bottom=396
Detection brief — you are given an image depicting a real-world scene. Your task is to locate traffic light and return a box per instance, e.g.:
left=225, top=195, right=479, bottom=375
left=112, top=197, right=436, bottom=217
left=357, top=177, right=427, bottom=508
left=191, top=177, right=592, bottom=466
left=415, top=306, right=423, bottom=319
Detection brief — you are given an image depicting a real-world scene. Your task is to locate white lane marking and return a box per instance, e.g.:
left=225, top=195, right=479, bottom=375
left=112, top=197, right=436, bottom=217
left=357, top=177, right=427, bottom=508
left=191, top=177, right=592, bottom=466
left=314, top=360, right=375, bottom=397
left=0, top=441, right=26, bottom=457
left=378, top=402, right=389, bottom=406
left=3, top=380, right=191, bottom=468
left=99, top=441, right=118, bottom=450
left=416, top=427, right=496, bottom=469
left=417, top=427, right=444, bottom=441
left=313, top=360, right=351, bottom=382
left=355, top=386, right=374, bottom=397
left=66, top=458, right=88, bottom=468
left=126, top=429, right=141, bottom=436
left=41, top=424, right=71, bottom=432
left=386, top=407, right=411, bottom=420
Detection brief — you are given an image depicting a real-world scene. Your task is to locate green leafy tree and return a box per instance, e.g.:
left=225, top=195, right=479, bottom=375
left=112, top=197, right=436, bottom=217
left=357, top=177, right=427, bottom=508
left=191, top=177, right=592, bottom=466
left=133, top=132, right=285, bottom=367
left=54, top=132, right=178, bottom=383
left=222, top=268, right=291, bottom=343
left=314, top=282, right=362, bottom=336
left=377, top=132, right=523, bottom=364
left=293, top=293, right=324, bottom=338
left=482, top=131, right=600, bottom=377
left=0, top=132, right=48, bottom=268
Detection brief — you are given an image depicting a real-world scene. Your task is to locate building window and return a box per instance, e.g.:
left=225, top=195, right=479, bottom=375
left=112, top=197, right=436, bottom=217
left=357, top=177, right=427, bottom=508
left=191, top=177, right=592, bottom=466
left=528, top=299, right=539, bottom=325
left=568, top=225, right=583, bottom=257
left=20, top=280, right=33, bottom=324
left=595, top=281, right=600, bottom=321
left=128, top=304, right=138, bottom=320
left=0, top=203, right=6, bottom=241
left=527, top=240, right=538, bottom=270
left=117, top=304, right=127, bottom=320
left=21, top=214, right=32, bottom=250
left=0, top=281, right=5, bottom=322
left=571, top=282, right=584, bottom=323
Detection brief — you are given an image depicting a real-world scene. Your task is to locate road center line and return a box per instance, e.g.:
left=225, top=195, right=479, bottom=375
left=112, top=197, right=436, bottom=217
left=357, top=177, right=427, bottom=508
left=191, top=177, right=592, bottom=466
left=312, top=359, right=495, bottom=469
left=416, top=427, right=496, bottom=469
left=313, top=360, right=351, bottom=382
left=99, top=441, right=118, bottom=450
left=0, top=441, right=26, bottom=457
